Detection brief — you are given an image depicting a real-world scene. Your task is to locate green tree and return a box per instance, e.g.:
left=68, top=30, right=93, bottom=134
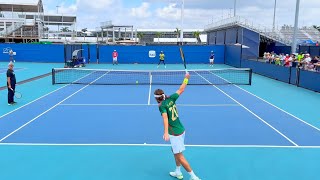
left=193, top=31, right=201, bottom=44
left=81, top=28, right=88, bottom=40
left=155, top=32, right=162, bottom=43
left=313, top=25, right=320, bottom=32
left=174, top=28, right=181, bottom=43
left=61, top=27, right=70, bottom=32
left=137, top=32, right=144, bottom=43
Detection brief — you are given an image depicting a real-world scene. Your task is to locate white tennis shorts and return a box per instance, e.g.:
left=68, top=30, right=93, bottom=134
left=169, top=132, right=186, bottom=154
left=113, top=57, right=117, bottom=61
left=210, top=58, right=214, bottom=63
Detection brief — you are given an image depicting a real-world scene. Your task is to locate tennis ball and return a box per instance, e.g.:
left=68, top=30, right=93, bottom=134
left=136, top=81, right=139, bottom=84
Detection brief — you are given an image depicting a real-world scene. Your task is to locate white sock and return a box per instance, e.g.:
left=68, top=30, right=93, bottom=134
left=188, top=171, right=197, bottom=178
left=175, top=166, right=181, bottom=174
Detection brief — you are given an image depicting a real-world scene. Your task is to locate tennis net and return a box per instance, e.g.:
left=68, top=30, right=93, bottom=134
left=52, top=68, right=252, bottom=85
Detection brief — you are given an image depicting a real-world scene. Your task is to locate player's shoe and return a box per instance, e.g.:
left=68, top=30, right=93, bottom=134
left=169, top=172, right=183, bottom=179
left=190, top=176, right=201, bottom=180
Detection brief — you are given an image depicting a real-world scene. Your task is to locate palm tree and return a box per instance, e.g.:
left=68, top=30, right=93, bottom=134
left=137, top=32, right=144, bottom=43
left=313, top=25, right=320, bottom=32
left=193, top=31, right=201, bottom=44
left=174, top=28, right=181, bottom=43
left=61, top=27, right=70, bottom=32
left=155, top=32, right=162, bottom=43
left=81, top=28, right=87, bottom=40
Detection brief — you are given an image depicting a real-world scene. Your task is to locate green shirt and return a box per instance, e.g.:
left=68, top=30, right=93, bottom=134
left=159, top=93, right=185, bottom=135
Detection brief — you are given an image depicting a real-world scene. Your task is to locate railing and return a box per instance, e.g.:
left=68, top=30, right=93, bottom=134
left=0, top=21, right=25, bottom=37
left=205, top=16, right=292, bottom=45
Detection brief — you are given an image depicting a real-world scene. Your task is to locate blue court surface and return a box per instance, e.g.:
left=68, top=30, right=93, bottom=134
left=0, top=63, right=319, bottom=180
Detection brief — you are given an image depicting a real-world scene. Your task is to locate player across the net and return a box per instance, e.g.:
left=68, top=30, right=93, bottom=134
left=52, top=68, right=252, bottom=86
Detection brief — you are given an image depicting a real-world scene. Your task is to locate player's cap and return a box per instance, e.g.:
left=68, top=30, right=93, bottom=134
left=8, top=62, right=14, bottom=66
left=114, top=50, right=116, bottom=51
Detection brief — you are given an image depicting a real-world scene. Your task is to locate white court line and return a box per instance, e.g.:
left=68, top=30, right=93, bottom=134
left=0, top=71, right=110, bottom=142
left=0, top=143, right=319, bottom=148
left=209, top=71, right=320, bottom=133
left=148, top=73, right=152, bottom=105
left=0, top=70, right=96, bottom=120
left=58, top=103, right=240, bottom=107
left=194, top=71, right=299, bottom=147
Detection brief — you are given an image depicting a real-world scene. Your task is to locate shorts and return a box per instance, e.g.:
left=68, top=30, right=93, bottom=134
left=210, top=58, right=214, bottom=63
left=169, top=131, right=186, bottom=154
left=113, top=57, right=117, bottom=61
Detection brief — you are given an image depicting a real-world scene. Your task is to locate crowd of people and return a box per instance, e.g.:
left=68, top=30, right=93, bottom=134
left=263, top=52, right=320, bottom=71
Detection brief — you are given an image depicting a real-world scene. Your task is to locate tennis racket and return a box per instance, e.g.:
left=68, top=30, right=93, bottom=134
left=14, top=90, right=22, bottom=99
left=179, top=47, right=188, bottom=74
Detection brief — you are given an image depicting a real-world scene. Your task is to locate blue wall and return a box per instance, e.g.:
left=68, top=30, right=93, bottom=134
left=0, top=44, right=64, bottom=63
left=207, top=31, right=216, bottom=45
left=273, top=46, right=291, bottom=55
left=216, top=30, right=225, bottom=45
left=241, top=59, right=291, bottom=83
left=225, top=28, right=238, bottom=45
left=225, top=45, right=241, bottom=68
left=241, top=28, right=259, bottom=59
left=99, top=45, right=225, bottom=64
left=298, top=70, right=320, bottom=92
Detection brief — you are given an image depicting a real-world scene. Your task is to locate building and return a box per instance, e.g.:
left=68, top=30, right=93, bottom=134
left=0, top=0, right=76, bottom=43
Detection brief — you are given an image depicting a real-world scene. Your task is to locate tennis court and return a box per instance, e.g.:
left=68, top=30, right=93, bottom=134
left=0, top=63, right=319, bottom=180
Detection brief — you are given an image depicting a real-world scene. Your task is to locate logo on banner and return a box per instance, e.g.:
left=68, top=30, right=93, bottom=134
left=149, top=50, right=156, bottom=58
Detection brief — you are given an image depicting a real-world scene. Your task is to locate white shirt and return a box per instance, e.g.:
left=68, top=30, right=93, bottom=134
left=304, top=57, right=312, bottom=63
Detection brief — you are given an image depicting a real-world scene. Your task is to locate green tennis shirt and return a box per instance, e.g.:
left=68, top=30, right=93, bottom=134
left=159, top=93, right=185, bottom=135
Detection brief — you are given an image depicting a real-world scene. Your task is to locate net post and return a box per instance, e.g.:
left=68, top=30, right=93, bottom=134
left=52, top=68, right=55, bottom=85
left=249, top=68, right=252, bottom=85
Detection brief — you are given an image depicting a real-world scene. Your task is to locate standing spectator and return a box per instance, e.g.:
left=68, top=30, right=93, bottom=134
left=209, top=51, right=214, bottom=67
left=7, top=62, right=16, bottom=105
left=112, top=50, right=118, bottom=65
left=303, top=54, right=312, bottom=70
left=284, top=54, right=292, bottom=67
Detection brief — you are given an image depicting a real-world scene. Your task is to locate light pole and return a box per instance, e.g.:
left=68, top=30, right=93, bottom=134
left=180, top=0, right=184, bottom=44
left=272, top=0, right=277, bottom=32
left=56, top=5, right=60, bottom=14
left=234, top=0, right=237, bottom=17
left=292, top=0, right=300, bottom=53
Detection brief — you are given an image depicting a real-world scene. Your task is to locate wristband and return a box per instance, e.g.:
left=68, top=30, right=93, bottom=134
left=183, top=78, right=189, bottom=85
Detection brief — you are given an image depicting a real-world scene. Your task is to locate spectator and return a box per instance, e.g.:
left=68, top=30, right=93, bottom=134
left=284, top=54, right=292, bottom=67
left=303, top=54, right=312, bottom=70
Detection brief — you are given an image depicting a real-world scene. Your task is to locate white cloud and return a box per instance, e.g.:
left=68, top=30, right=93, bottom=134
left=156, top=3, right=180, bottom=21
left=42, top=0, right=320, bottom=30
left=130, top=2, right=151, bottom=18
left=76, top=0, right=114, bottom=11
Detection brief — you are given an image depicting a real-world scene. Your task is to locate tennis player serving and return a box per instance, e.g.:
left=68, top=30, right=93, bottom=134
left=154, top=73, right=201, bottom=180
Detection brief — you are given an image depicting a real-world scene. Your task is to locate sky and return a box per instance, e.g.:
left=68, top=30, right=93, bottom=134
left=39, top=0, right=320, bottom=30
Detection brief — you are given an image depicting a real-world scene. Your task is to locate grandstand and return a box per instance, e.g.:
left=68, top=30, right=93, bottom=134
left=205, top=16, right=320, bottom=58
left=280, top=25, right=320, bottom=45
left=0, top=0, right=76, bottom=43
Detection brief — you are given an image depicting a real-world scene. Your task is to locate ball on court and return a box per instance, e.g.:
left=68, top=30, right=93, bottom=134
left=136, top=81, right=139, bottom=84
